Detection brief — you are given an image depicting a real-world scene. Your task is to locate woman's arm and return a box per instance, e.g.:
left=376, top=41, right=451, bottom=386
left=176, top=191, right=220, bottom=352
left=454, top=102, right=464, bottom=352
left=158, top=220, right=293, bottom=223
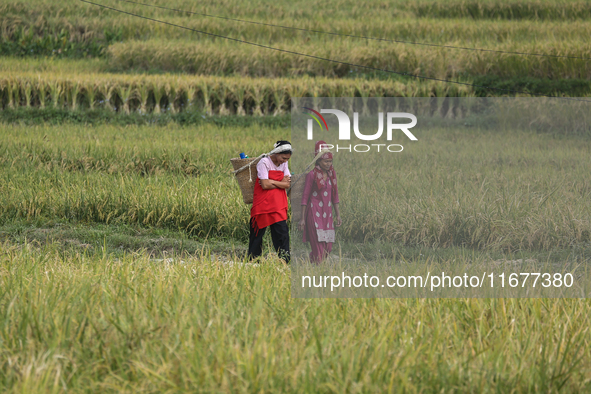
left=298, top=205, right=307, bottom=231
left=332, top=176, right=341, bottom=226
left=260, top=177, right=291, bottom=189
left=300, top=171, right=314, bottom=205
left=298, top=172, right=314, bottom=230
left=332, top=179, right=340, bottom=205
left=333, top=203, right=342, bottom=227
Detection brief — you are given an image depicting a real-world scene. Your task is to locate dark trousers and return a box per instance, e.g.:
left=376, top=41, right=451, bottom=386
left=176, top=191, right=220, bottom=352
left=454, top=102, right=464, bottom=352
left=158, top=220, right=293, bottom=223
left=248, top=219, right=290, bottom=264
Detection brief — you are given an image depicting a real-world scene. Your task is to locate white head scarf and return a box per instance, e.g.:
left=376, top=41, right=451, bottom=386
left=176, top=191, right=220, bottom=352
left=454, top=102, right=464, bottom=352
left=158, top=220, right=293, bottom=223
left=271, top=141, right=292, bottom=154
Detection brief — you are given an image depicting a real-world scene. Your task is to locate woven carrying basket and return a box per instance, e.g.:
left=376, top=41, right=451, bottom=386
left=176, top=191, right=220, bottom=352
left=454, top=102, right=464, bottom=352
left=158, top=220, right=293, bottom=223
left=230, top=157, right=261, bottom=204
left=288, top=172, right=308, bottom=225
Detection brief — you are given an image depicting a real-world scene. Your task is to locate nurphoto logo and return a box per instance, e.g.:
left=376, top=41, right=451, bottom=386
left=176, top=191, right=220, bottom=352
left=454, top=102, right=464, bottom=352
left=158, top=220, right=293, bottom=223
left=304, top=107, right=418, bottom=153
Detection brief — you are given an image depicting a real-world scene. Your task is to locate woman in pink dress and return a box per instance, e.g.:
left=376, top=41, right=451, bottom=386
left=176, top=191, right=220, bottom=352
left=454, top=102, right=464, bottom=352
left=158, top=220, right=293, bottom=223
left=298, top=140, right=342, bottom=263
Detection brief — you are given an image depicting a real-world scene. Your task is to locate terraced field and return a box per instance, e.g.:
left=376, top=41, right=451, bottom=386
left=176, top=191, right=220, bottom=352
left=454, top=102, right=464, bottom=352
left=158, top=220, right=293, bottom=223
left=2, top=0, right=591, bottom=116
left=1, top=0, right=591, bottom=392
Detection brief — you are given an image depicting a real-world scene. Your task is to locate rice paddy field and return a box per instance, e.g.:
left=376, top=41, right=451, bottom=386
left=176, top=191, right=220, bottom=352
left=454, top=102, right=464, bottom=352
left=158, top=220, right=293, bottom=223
left=1, top=0, right=591, bottom=392
left=2, top=0, right=591, bottom=115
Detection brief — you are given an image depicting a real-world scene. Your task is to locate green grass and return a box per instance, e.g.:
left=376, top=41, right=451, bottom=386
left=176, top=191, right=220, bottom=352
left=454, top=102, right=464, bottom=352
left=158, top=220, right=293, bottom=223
left=104, top=39, right=591, bottom=79
left=1, top=117, right=590, bottom=389
left=0, top=108, right=292, bottom=127
left=0, top=220, right=246, bottom=259
left=0, top=242, right=590, bottom=392
left=2, top=0, right=591, bottom=97
left=325, top=127, right=591, bottom=249
left=1, top=120, right=590, bottom=250
left=0, top=71, right=479, bottom=115
left=3, top=1, right=591, bottom=390
left=0, top=123, right=284, bottom=241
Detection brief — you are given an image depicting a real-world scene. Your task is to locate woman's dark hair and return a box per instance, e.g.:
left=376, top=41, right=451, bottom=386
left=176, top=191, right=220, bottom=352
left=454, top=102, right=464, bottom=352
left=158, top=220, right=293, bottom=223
left=274, top=140, right=292, bottom=154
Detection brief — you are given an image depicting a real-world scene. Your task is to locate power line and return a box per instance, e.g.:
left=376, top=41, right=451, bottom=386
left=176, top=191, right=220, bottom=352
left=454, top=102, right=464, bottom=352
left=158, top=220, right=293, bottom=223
left=116, top=0, right=591, bottom=61
left=79, top=0, right=591, bottom=102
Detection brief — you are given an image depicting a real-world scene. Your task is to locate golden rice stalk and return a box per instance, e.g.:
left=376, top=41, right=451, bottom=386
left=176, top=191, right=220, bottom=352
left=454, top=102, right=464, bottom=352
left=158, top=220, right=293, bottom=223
left=137, top=82, right=150, bottom=114
left=270, top=79, right=288, bottom=116
left=183, top=82, right=198, bottom=112
left=65, top=80, right=81, bottom=111
left=248, top=81, right=267, bottom=116
left=199, top=80, right=212, bottom=115
left=36, top=77, right=49, bottom=109
left=228, top=80, right=247, bottom=116
left=212, top=78, right=231, bottom=116
left=152, top=81, right=164, bottom=114
left=96, top=81, right=115, bottom=111
left=173, top=81, right=188, bottom=113
left=85, top=81, right=99, bottom=110
left=9, top=78, right=20, bottom=109
left=23, top=80, right=32, bottom=107
left=117, top=82, right=137, bottom=115
left=49, top=81, right=63, bottom=109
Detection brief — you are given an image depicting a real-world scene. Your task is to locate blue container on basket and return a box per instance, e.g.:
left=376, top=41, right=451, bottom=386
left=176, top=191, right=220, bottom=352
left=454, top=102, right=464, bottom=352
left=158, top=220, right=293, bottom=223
left=239, top=152, right=247, bottom=159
